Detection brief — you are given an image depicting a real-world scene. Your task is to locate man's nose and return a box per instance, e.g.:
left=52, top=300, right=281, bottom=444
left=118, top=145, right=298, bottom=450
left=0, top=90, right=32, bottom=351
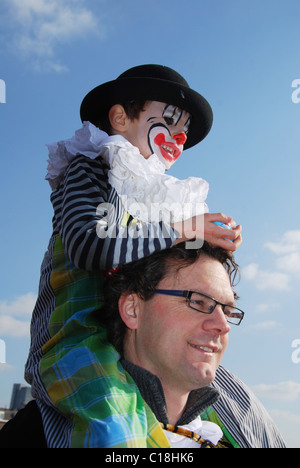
left=173, top=132, right=187, bottom=146
left=204, top=305, right=231, bottom=335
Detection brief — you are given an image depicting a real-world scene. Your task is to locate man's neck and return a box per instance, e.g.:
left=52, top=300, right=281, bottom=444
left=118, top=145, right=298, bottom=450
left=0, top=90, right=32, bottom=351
left=121, top=359, right=219, bottom=427
left=162, top=386, right=190, bottom=425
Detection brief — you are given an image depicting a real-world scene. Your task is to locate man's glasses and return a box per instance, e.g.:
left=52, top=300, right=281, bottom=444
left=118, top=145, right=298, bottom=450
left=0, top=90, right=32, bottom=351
left=154, top=289, right=244, bottom=326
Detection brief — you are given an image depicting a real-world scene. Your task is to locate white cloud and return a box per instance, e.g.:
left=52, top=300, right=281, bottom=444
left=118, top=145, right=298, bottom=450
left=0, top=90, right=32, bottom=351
left=269, top=409, right=300, bottom=448
left=0, top=293, right=36, bottom=338
left=265, top=230, right=300, bottom=276
left=242, top=262, right=259, bottom=280
left=270, top=409, right=300, bottom=426
left=276, top=251, right=300, bottom=275
left=0, top=363, right=14, bottom=372
left=0, top=292, right=36, bottom=317
left=254, top=303, right=279, bottom=314
left=244, top=320, right=283, bottom=334
left=252, top=381, right=300, bottom=402
left=242, top=262, right=290, bottom=291
left=0, top=315, right=30, bottom=338
left=4, top=0, right=101, bottom=72
left=242, top=230, right=300, bottom=291
left=264, top=230, right=300, bottom=255
left=245, top=320, right=282, bottom=333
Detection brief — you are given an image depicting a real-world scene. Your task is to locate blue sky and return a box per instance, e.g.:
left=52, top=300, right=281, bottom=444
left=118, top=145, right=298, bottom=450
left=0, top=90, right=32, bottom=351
left=0, top=0, right=299, bottom=447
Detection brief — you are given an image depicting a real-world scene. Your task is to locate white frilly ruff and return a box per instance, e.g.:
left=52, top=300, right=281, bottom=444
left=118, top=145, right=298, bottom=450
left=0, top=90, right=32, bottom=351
left=45, top=122, right=209, bottom=223
left=163, top=416, right=223, bottom=448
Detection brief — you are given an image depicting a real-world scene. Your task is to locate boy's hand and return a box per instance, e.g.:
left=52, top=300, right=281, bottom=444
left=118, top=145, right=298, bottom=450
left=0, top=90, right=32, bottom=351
left=203, top=213, right=242, bottom=251
left=172, top=212, right=242, bottom=251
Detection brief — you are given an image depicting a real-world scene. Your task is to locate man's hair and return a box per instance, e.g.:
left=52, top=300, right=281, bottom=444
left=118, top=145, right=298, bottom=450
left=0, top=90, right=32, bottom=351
left=95, top=100, right=148, bottom=134
left=95, top=242, right=239, bottom=356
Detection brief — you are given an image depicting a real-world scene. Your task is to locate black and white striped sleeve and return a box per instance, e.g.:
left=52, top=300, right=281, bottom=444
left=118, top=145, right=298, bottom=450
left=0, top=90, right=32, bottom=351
left=51, top=155, right=178, bottom=271
left=211, top=366, right=286, bottom=448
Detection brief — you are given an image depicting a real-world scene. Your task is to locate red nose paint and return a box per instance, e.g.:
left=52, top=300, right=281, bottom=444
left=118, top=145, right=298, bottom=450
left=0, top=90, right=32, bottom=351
left=173, top=132, right=187, bottom=145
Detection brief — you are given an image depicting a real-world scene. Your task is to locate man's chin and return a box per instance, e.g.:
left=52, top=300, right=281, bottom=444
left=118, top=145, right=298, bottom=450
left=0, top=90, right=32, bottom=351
left=190, top=363, right=218, bottom=388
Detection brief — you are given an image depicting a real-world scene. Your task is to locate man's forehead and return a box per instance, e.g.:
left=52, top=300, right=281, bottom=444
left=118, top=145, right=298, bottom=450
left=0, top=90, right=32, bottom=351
left=165, top=255, right=234, bottom=301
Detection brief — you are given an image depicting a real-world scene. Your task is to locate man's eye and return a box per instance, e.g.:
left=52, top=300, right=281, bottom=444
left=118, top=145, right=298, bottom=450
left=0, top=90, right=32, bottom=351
left=190, top=299, right=205, bottom=308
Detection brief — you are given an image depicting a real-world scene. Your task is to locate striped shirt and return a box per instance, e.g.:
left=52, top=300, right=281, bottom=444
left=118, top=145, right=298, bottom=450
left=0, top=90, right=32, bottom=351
left=51, top=155, right=176, bottom=271
left=211, top=366, right=286, bottom=448
left=25, top=155, right=177, bottom=410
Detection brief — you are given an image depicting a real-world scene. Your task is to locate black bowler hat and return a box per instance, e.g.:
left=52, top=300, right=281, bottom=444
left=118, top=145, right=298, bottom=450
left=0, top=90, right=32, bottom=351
left=80, top=64, right=213, bottom=150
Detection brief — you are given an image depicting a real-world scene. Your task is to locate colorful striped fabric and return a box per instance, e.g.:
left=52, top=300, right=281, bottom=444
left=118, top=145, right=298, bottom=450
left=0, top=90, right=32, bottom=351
left=39, top=234, right=170, bottom=448
left=201, top=407, right=240, bottom=448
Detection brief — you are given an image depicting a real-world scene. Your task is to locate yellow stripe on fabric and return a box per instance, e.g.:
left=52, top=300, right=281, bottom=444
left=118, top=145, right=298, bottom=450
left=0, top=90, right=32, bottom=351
left=121, top=211, right=131, bottom=228
left=40, top=234, right=172, bottom=448
left=144, top=404, right=171, bottom=448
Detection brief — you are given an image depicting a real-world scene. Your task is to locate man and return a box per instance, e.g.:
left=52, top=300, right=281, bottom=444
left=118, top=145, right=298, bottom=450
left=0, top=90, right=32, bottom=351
left=98, top=241, right=285, bottom=448
left=0, top=243, right=285, bottom=448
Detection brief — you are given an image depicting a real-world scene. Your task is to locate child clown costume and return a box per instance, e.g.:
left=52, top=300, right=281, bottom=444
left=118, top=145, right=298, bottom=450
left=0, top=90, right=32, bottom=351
left=25, top=65, right=215, bottom=448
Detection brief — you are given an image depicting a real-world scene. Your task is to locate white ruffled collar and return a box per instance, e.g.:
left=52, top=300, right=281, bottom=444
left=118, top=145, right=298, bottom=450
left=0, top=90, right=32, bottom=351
left=45, top=122, right=132, bottom=190
left=45, top=122, right=209, bottom=223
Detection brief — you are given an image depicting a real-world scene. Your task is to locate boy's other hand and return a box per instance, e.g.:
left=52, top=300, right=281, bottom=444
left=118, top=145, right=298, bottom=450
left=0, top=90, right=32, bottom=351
left=172, top=212, right=242, bottom=252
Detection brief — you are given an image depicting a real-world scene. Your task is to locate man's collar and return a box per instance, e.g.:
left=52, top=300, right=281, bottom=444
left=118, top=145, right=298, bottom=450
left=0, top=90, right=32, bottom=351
left=121, top=359, right=219, bottom=426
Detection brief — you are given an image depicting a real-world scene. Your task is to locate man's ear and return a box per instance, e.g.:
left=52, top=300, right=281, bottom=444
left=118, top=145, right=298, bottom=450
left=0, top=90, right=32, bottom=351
left=109, top=104, right=129, bottom=133
left=118, top=292, right=140, bottom=330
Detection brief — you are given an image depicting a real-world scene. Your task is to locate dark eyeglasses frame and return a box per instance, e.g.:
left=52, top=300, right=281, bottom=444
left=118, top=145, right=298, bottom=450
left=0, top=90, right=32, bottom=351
left=154, top=289, right=244, bottom=326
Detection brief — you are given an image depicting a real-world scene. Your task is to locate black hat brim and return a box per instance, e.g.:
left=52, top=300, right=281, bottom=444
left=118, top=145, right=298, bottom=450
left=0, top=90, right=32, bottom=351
left=80, top=77, right=213, bottom=150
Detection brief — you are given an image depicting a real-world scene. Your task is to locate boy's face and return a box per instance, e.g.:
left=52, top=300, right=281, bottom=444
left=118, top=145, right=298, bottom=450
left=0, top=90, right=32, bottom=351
left=125, top=101, right=191, bottom=169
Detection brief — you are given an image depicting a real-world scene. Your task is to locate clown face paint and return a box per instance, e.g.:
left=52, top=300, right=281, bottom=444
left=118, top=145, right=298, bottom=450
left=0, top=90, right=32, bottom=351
left=124, top=101, right=191, bottom=169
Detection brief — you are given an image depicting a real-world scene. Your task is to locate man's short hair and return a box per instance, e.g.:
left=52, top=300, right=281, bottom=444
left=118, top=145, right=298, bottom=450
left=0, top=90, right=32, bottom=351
left=95, top=242, right=239, bottom=356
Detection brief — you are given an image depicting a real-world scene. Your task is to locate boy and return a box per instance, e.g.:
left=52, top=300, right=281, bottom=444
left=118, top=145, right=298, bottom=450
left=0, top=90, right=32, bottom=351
left=26, top=64, right=242, bottom=448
